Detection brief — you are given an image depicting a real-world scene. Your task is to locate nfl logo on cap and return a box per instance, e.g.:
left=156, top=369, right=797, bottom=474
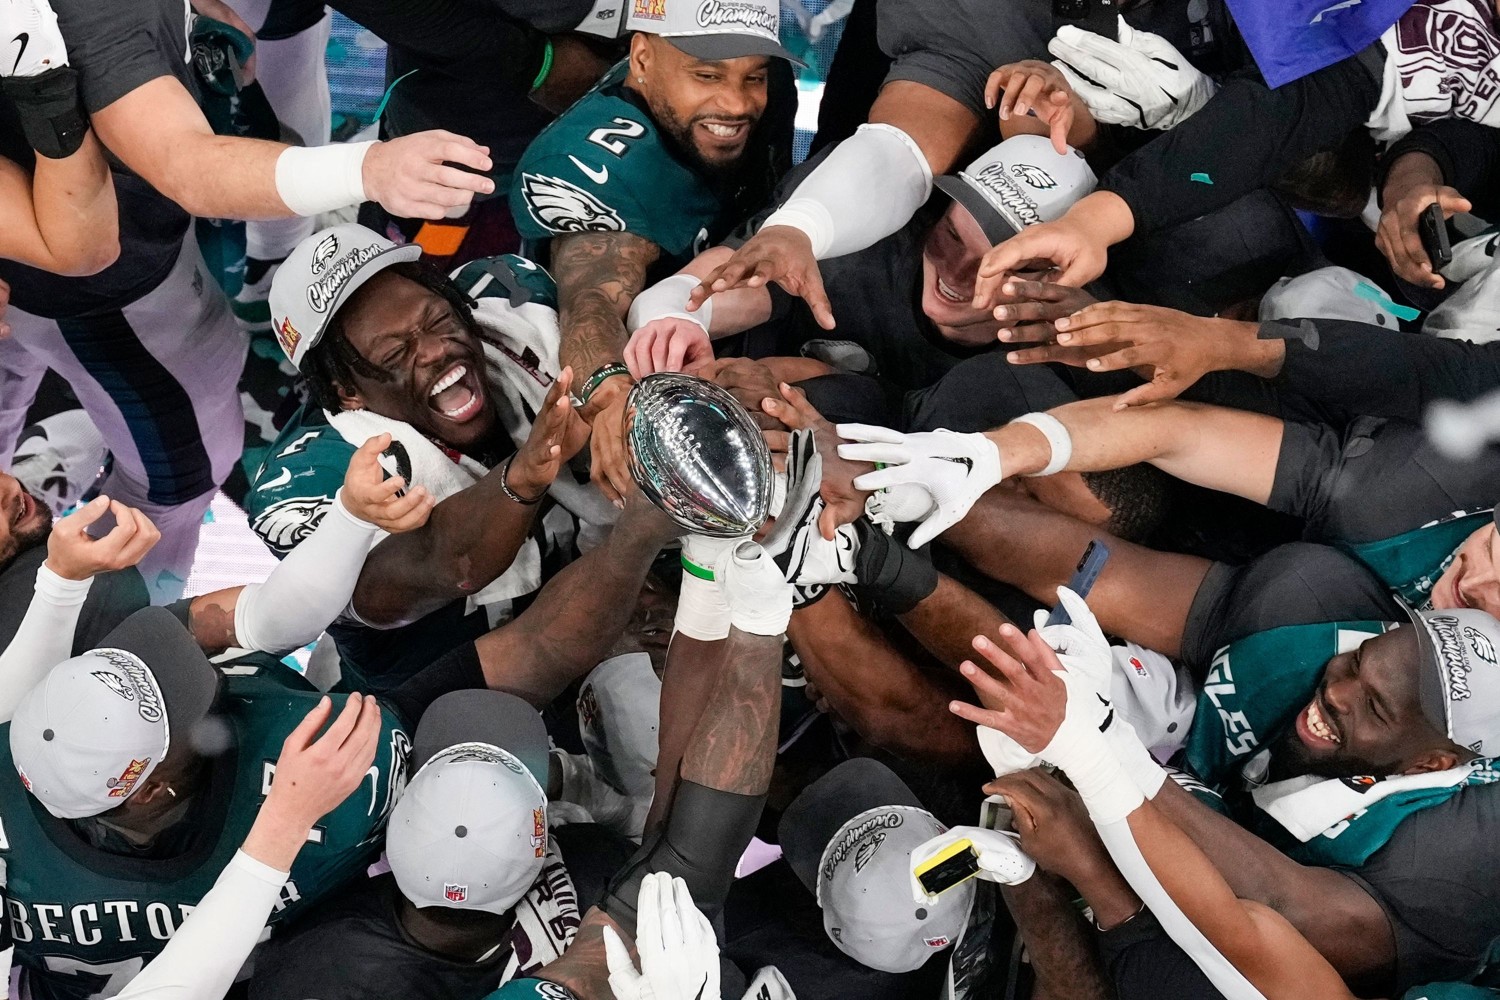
left=444, top=883, right=468, bottom=903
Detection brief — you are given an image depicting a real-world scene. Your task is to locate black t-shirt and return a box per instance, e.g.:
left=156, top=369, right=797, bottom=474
left=1344, top=780, right=1500, bottom=991
left=0, top=0, right=194, bottom=318
left=0, top=546, right=149, bottom=654
left=1271, top=417, right=1500, bottom=546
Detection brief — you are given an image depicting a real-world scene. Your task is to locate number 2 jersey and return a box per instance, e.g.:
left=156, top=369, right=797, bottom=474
left=0, top=654, right=410, bottom=1000
left=510, top=59, right=793, bottom=272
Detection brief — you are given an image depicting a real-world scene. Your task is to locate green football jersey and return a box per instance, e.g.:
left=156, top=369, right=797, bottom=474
left=0, top=655, right=410, bottom=1000
left=1185, top=621, right=1389, bottom=787
left=511, top=61, right=779, bottom=268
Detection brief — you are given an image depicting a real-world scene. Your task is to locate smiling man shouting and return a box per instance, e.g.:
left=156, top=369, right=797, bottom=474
left=509, top=0, right=798, bottom=507
left=247, top=224, right=597, bottom=693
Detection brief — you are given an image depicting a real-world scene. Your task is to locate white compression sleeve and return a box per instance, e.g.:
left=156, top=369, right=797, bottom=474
left=274, top=140, right=376, bottom=217
left=627, top=273, right=714, bottom=334
left=761, top=123, right=933, bottom=260
left=0, top=565, right=92, bottom=723
left=114, top=851, right=288, bottom=1000
left=233, top=490, right=383, bottom=654
left=1095, top=820, right=1268, bottom=1000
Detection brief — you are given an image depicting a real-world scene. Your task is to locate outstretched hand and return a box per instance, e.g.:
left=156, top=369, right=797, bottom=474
left=511, top=367, right=591, bottom=500
left=949, top=623, right=1070, bottom=753
left=761, top=383, right=870, bottom=539
left=687, top=226, right=835, bottom=330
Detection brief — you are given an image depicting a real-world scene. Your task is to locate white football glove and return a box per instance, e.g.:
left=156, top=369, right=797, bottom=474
left=837, top=425, right=1002, bottom=549
left=1031, top=586, right=1113, bottom=696
left=716, top=540, right=794, bottom=637
left=603, top=873, right=721, bottom=1000
left=762, top=428, right=858, bottom=605
left=0, top=0, right=69, bottom=77
left=740, top=966, right=796, bottom=1000
left=1048, top=17, right=1217, bottom=131
left=909, top=826, right=1036, bottom=905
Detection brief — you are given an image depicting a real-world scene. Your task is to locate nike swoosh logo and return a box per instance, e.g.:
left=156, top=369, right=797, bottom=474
left=256, top=467, right=293, bottom=491
left=569, top=155, right=609, bottom=184
left=11, top=33, right=28, bottom=75
left=936, top=455, right=975, bottom=473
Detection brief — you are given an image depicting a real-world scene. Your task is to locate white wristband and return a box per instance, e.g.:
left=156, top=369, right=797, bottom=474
left=274, top=141, right=376, bottom=218
left=674, top=560, right=733, bottom=642
left=627, top=273, right=714, bottom=335
left=1011, top=412, right=1073, bottom=477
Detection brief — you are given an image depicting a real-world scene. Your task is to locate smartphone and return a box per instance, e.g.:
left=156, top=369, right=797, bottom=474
left=1420, top=202, right=1454, bottom=270
left=378, top=440, right=413, bottom=498
left=1045, top=539, right=1111, bottom=627
left=914, top=839, right=982, bottom=897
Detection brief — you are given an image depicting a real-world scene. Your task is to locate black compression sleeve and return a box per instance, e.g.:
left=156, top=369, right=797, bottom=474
left=598, top=779, right=766, bottom=935
left=1267, top=318, right=1500, bottom=424
left=1378, top=118, right=1500, bottom=218
left=1099, top=55, right=1380, bottom=237
left=382, top=640, right=487, bottom=729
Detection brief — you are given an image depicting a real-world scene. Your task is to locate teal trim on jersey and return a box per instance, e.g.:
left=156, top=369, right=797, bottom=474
left=1404, top=984, right=1500, bottom=999
left=482, top=978, right=576, bottom=1000
left=510, top=61, right=722, bottom=263
left=0, top=660, right=409, bottom=1000
left=1338, top=509, right=1493, bottom=608
left=1185, top=621, right=1389, bottom=787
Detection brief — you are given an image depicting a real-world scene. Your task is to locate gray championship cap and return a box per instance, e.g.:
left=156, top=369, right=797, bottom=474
left=385, top=690, right=553, bottom=914
left=779, top=759, right=975, bottom=974
left=10, top=607, right=219, bottom=819
left=625, top=0, right=803, bottom=65
left=935, top=134, right=1097, bottom=247
left=269, top=223, right=423, bottom=370
left=1411, top=608, right=1500, bottom=757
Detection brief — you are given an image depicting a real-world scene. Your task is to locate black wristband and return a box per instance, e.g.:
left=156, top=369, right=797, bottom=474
left=2, top=66, right=88, bottom=160
left=854, top=520, right=938, bottom=615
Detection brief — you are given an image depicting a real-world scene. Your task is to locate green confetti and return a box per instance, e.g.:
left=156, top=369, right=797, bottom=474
left=1189, top=172, right=1213, bottom=184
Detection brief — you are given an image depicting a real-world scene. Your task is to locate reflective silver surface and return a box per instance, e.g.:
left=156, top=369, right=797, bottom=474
left=625, top=373, right=772, bottom=537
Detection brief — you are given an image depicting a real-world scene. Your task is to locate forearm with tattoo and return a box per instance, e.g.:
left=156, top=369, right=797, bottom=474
left=187, top=588, right=242, bottom=654
left=552, top=230, right=662, bottom=378
left=678, top=628, right=782, bottom=796
left=1002, top=875, right=1116, bottom=1000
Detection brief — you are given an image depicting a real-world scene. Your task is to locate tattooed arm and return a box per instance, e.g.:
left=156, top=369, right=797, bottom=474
left=552, top=230, right=663, bottom=505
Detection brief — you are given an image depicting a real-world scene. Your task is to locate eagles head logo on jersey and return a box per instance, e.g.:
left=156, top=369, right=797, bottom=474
left=310, top=235, right=340, bottom=274
left=520, top=173, right=627, bottom=234
left=1009, top=163, right=1058, bottom=190
left=251, top=494, right=332, bottom=554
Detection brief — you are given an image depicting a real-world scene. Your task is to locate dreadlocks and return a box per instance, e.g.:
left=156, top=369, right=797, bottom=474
left=300, top=261, right=479, bottom=414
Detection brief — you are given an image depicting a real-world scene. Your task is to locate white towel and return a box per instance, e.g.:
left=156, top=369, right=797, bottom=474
left=1251, top=757, right=1477, bottom=842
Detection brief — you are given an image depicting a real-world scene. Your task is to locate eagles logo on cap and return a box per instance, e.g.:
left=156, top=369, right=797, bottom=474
left=1009, top=163, right=1057, bottom=190
left=310, top=235, right=340, bottom=274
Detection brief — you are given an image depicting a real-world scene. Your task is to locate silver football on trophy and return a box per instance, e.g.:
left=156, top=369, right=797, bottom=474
left=626, top=373, right=773, bottom=537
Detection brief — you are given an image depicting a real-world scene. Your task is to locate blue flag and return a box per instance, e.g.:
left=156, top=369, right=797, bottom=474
left=1225, top=0, right=1415, bottom=88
